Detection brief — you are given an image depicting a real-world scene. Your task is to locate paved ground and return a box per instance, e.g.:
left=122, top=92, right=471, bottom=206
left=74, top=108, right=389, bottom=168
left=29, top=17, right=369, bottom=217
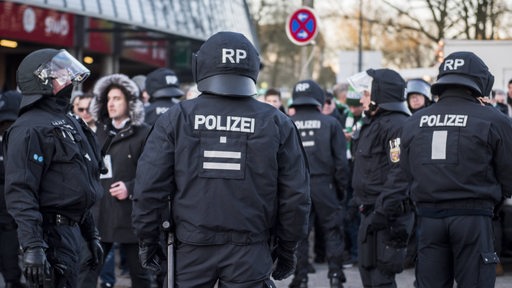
left=102, top=259, right=512, bottom=287
left=2, top=258, right=511, bottom=287
left=273, top=261, right=512, bottom=288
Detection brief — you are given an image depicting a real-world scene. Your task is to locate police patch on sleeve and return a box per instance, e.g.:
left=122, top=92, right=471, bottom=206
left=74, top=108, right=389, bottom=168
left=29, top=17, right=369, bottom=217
left=389, top=138, right=401, bottom=163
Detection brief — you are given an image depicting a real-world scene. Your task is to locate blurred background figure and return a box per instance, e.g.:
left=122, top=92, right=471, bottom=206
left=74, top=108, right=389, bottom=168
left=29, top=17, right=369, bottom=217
left=132, top=75, right=150, bottom=107
left=144, top=68, right=184, bottom=126
left=341, top=86, right=364, bottom=269
left=288, top=79, right=348, bottom=288
left=491, top=89, right=509, bottom=115
left=332, top=83, right=349, bottom=116
left=406, top=78, right=432, bottom=114
left=0, top=89, right=24, bottom=288
left=184, top=84, right=200, bottom=100
left=72, top=91, right=96, bottom=132
left=264, top=88, right=286, bottom=113
left=322, top=90, right=345, bottom=125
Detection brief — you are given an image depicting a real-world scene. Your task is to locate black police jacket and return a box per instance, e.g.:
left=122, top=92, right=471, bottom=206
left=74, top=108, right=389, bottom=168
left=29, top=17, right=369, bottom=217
left=3, top=97, right=104, bottom=249
left=0, top=136, right=16, bottom=228
left=352, top=109, right=410, bottom=216
left=144, top=98, right=177, bottom=126
left=132, top=93, right=311, bottom=244
left=291, top=106, right=348, bottom=197
left=401, top=89, right=512, bottom=214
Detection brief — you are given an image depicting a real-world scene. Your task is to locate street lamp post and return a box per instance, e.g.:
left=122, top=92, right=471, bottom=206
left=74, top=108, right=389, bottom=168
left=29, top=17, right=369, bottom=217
left=358, top=0, right=363, bottom=72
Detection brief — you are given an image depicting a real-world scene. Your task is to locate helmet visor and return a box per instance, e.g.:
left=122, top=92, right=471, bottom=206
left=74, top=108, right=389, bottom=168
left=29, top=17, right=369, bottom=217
left=34, top=50, right=90, bottom=86
left=347, top=71, right=373, bottom=94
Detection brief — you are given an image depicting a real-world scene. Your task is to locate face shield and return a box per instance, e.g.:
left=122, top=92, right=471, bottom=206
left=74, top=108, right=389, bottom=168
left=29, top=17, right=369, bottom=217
left=33, top=50, right=90, bottom=87
left=347, top=71, right=373, bottom=94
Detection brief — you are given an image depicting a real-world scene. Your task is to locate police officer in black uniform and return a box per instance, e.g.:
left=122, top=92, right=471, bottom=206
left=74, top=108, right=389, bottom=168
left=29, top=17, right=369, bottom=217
left=349, top=68, right=414, bottom=288
left=131, top=31, right=311, bottom=287
left=403, top=78, right=433, bottom=270
left=401, top=51, right=512, bottom=288
left=406, top=78, right=432, bottom=114
left=3, top=49, right=104, bottom=288
left=144, top=67, right=184, bottom=126
left=288, top=80, right=348, bottom=288
left=0, top=90, right=24, bottom=288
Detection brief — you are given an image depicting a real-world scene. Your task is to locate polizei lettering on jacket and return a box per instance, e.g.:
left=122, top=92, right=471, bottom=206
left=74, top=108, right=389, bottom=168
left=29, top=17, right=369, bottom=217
left=294, top=120, right=321, bottom=129
left=194, top=115, right=255, bottom=133
left=419, top=114, right=468, bottom=127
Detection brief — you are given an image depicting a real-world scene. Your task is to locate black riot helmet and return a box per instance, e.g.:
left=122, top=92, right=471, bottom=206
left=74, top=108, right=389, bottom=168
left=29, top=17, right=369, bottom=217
left=406, top=78, right=431, bottom=101
left=16, top=49, right=90, bottom=110
left=0, top=90, right=22, bottom=122
left=192, top=31, right=260, bottom=96
left=289, top=79, right=325, bottom=108
left=145, top=67, right=184, bottom=99
left=348, top=68, right=410, bottom=115
left=431, top=51, right=494, bottom=97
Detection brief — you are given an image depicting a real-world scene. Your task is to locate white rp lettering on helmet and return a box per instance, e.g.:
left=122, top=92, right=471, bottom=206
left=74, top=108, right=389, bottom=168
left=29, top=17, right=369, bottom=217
left=295, top=83, right=310, bottom=92
left=443, top=59, right=464, bottom=71
left=222, top=48, right=247, bottom=63
left=165, top=75, right=178, bottom=85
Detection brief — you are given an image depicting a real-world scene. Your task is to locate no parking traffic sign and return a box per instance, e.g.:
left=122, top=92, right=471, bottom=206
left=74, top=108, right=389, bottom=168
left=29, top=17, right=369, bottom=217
left=286, top=7, right=319, bottom=46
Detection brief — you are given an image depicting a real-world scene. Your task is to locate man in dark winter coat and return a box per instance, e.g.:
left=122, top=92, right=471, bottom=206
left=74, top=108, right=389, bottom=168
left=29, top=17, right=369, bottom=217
left=288, top=80, right=349, bottom=288
left=401, top=51, right=512, bottom=288
left=132, top=31, right=311, bottom=287
left=3, top=49, right=104, bottom=288
left=348, top=68, right=414, bottom=288
left=144, top=68, right=184, bottom=126
left=87, top=73, right=152, bottom=287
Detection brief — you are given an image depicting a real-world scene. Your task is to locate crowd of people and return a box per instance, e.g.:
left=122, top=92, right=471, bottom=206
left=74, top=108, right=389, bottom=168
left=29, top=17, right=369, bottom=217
left=0, top=30, right=511, bottom=288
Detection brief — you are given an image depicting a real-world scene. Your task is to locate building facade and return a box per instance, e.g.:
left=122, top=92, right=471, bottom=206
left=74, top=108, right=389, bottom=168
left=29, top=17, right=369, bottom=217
left=0, top=0, right=257, bottom=91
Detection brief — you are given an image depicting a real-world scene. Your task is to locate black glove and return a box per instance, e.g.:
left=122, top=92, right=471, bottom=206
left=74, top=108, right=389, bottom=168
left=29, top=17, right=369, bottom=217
left=493, top=197, right=505, bottom=221
left=271, top=240, right=297, bottom=280
left=139, top=239, right=166, bottom=272
left=388, top=227, right=409, bottom=248
left=23, top=247, right=51, bottom=286
left=368, top=211, right=389, bottom=232
left=87, top=238, right=104, bottom=270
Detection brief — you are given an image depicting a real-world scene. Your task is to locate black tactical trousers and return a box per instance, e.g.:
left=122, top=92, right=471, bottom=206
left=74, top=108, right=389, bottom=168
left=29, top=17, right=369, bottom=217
left=295, top=177, right=345, bottom=280
left=43, top=224, right=83, bottom=288
left=357, top=211, right=414, bottom=288
left=82, top=242, right=151, bottom=288
left=175, top=241, right=274, bottom=287
left=416, top=215, right=498, bottom=288
left=0, top=226, right=22, bottom=283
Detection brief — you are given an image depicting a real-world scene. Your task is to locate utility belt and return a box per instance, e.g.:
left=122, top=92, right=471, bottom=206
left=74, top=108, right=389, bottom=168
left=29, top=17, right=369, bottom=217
left=416, top=199, right=494, bottom=218
left=177, top=225, right=270, bottom=245
left=43, top=213, right=77, bottom=226
left=416, top=198, right=494, bottom=210
left=359, top=199, right=414, bottom=217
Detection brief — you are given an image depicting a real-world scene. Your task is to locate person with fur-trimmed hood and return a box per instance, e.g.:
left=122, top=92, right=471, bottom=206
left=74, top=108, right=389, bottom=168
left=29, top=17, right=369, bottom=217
left=88, top=73, right=152, bottom=287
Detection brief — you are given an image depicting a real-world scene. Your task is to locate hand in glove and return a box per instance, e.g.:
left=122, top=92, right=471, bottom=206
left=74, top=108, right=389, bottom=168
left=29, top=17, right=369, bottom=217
left=368, top=211, right=389, bottom=232
left=271, top=240, right=297, bottom=280
left=388, top=227, right=409, bottom=247
left=139, top=240, right=166, bottom=272
left=87, top=238, right=104, bottom=270
left=23, top=247, right=51, bottom=286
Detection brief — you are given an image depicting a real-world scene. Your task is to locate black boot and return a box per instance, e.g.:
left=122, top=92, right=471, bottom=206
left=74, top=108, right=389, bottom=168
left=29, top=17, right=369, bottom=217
left=328, top=271, right=346, bottom=288
left=289, top=276, right=308, bottom=288
left=307, top=262, right=316, bottom=273
left=5, top=281, right=25, bottom=288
